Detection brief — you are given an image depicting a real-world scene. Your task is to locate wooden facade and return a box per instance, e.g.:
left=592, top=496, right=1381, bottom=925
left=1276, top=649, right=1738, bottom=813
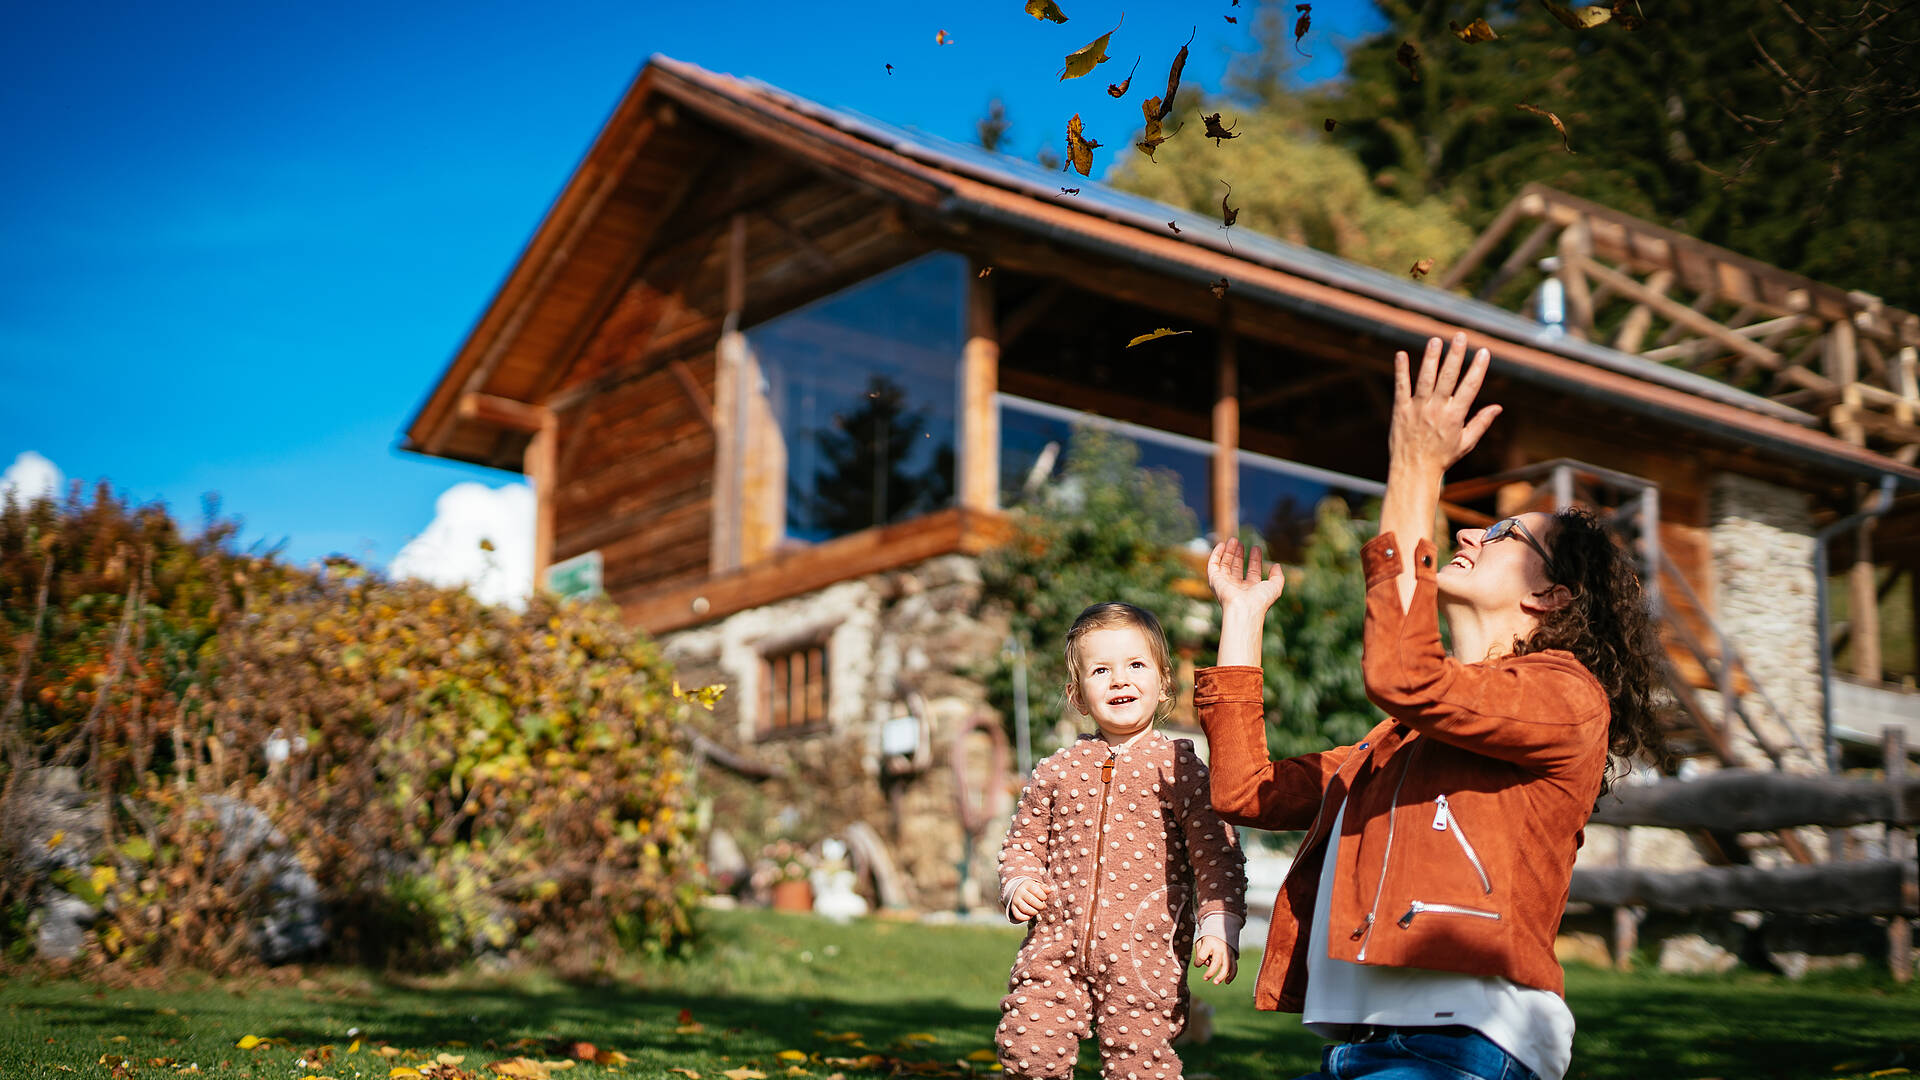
left=404, top=57, right=1920, bottom=766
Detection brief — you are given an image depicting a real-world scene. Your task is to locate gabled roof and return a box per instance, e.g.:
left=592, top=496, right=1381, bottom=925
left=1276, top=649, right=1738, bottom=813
left=404, top=55, right=1920, bottom=488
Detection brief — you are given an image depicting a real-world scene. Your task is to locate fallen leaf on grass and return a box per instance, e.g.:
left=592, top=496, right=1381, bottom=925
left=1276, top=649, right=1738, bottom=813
left=1395, top=41, right=1421, bottom=81
left=1106, top=56, right=1139, bottom=97
left=349, top=1039, right=362, bottom=1054
left=1065, top=113, right=1101, bottom=176
left=902, top=1034, right=938, bottom=1044
left=669, top=1070, right=702, bottom=1078
left=390, top=1069, right=424, bottom=1080
left=723, top=1070, right=768, bottom=1080
left=965, top=1051, right=1000, bottom=1063
left=1449, top=18, right=1498, bottom=41
left=1410, top=257, right=1435, bottom=279
left=377, top=1046, right=407, bottom=1058
left=778, top=1050, right=810, bottom=1061
left=1293, top=5, right=1312, bottom=56
left=485, top=1061, right=548, bottom=1079
left=1127, top=328, right=1193, bottom=348
left=678, top=1023, right=708, bottom=1035
left=1516, top=103, right=1574, bottom=152
left=1060, top=16, right=1122, bottom=80
left=1540, top=0, right=1612, bottom=29
left=1202, top=113, right=1239, bottom=144
left=1025, top=0, right=1070, bottom=22
left=236, top=1036, right=264, bottom=1050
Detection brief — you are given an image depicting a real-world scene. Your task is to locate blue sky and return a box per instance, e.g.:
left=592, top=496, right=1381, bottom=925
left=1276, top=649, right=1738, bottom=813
left=0, top=0, right=1381, bottom=568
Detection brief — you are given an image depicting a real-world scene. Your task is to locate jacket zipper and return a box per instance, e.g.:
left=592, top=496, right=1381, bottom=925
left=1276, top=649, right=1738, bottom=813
left=1353, top=741, right=1421, bottom=961
left=1273, top=741, right=1371, bottom=898
left=1079, top=746, right=1118, bottom=969
left=1397, top=899, right=1501, bottom=928
left=1432, top=794, right=1492, bottom=894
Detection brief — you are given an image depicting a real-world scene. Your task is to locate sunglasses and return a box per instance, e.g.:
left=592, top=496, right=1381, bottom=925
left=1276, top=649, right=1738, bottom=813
left=1481, top=516, right=1553, bottom=566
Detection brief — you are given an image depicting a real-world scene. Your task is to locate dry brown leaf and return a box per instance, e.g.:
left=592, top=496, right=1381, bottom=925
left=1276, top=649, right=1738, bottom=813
left=1540, top=0, right=1612, bottom=29
left=1324, top=117, right=1338, bottom=131
left=1106, top=56, right=1139, bottom=97
left=1065, top=113, right=1101, bottom=176
left=1057, top=187, right=1081, bottom=196
left=1127, top=328, right=1193, bottom=348
left=935, top=29, right=954, bottom=45
left=1610, top=0, right=1646, bottom=29
left=1202, top=113, right=1239, bottom=144
left=1219, top=179, right=1239, bottom=227
left=1209, top=277, right=1230, bottom=299
left=669, top=1070, right=702, bottom=1078
left=1166, top=220, right=1182, bottom=233
left=1449, top=17, right=1498, bottom=41
left=1293, top=5, right=1312, bottom=56
left=1135, top=115, right=1180, bottom=160
left=722, top=1071, right=768, bottom=1080
left=1395, top=41, right=1421, bottom=81
left=1060, top=16, right=1122, bottom=80
left=1142, top=27, right=1195, bottom=123
left=885, top=64, right=894, bottom=75
left=1409, top=257, right=1435, bottom=279
left=977, top=266, right=993, bottom=277
left=1025, top=0, right=1070, bottom=23
left=1224, top=14, right=1237, bottom=22
left=485, top=1062, right=549, bottom=1080
left=1516, top=103, right=1574, bottom=152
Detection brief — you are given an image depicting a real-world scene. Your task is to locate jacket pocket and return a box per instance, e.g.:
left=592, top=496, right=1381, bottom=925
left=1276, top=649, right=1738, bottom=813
left=1396, top=900, right=1501, bottom=929
left=1431, top=794, right=1492, bottom=895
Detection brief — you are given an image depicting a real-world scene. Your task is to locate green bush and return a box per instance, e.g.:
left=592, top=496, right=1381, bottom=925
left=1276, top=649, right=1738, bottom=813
left=0, top=484, right=708, bottom=971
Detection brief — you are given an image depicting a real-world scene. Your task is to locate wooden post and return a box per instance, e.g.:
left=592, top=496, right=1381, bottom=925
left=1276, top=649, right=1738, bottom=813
left=1886, top=726, right=1914, bottom=982
left=524, top=409, right=559, bottom=590
left=1829, top=318, right=1866, bottom=445
left=1639, top=485, right=1662, bottom=619
left=1612, top=826, right=1637, bottom=970
left=959, top=265, right=1000, bottom=513
left=1612, top=268, right=1674, bottom=354
left=1557, top=220, right=1595, bottom=342
left=1853, top=498, right=1883, bottom=684
left=1212, top=313, right=1239, bottom=541
left=710, top=214, right=749, bottom=574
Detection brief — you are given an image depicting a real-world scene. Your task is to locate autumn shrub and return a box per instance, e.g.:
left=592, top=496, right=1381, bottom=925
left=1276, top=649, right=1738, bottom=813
left=0, top=484, right=706, bottom=971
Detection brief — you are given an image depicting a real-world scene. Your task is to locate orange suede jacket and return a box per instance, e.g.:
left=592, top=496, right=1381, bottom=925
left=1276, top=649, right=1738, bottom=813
left=1195, top=531, right=1610, bottom=1012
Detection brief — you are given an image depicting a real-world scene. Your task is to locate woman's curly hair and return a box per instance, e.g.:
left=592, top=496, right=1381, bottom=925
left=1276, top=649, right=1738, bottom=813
left=1509, top=506, right=1670, bottom=796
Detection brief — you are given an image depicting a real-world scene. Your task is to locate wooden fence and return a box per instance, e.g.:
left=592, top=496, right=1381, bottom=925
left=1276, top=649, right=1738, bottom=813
left=1570, top=728, right=1920, bottom=979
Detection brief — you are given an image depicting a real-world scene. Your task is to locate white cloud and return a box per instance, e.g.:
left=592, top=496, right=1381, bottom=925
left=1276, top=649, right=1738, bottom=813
left=390, top=481, right=535, bottom=608
left=1, top=451, right=63, bottom=504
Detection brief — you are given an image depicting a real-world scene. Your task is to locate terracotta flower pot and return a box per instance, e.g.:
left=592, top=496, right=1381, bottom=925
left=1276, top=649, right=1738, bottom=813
left=771, top=878, right=814, bottom=913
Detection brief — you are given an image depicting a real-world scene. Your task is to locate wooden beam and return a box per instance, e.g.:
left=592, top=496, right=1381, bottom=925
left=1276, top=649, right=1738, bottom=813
left=710, top=213, right=749, bottom=575
left=1242, top=368, right=1362, bottom=413
left=670, top=359, right=714, bottom=429
left=1612, top=268, right=1674, bottom=354
left=1476, top=220, right=1555, bottom=302
left=960, top=266, right=1000, bottom=513
left=525, top=408, right=560, bottom=587
left=1574, top=256, right=1788, bottom=372
left=1213, top=310, right=1239, bottom=541
left=1591, top=768, right=1920, bottom=831
left=998, top=281, right=1069, bottom=348
left=458, top=392, right=553, bottom=434
left=1570, top=860, right=1913, bottom=916
left=1437, top=192, right=1530, bottom=292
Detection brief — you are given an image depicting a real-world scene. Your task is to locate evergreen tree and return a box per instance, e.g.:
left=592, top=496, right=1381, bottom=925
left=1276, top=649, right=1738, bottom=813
left=799, top=376, right=953, bottom=538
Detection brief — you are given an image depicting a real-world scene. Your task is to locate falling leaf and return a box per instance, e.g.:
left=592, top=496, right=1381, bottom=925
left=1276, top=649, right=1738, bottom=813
left=1059, top=15, right=1122, bottom=80
left=1025, top=0, right=1069, bottom=23
left=977, top=267, right=993, bottom=278
left=1293, top=4, right=1312, bottom=56
left=1540, top=0, right=1613, bottom=29
left=1141, top=27, right=1194, bottom=124
left=1166, top=220, right=1182, bottom=233
left=722, top=1071, right=768, bottom=1080
left=1324, top=117, right=1338, bottom=131
left=1409, top=257, right=1435, bottom=279
left=1449, top=17, right=1498, bottom=41
left=1202, top=113, right=1239, bottom=144
left=1127, top=328, right=1193, bottom=348
left=935, top=29, right=954, bottom=45
left=1225, top=14, right=1237, bottom=22
left=1516, top=103, right=1574, bottom=152
left=1057, top=187, right=1081, bottom=196
left=1135, top=116, right=1180, bottom=160
left=1395, top=41, right=1421, bottom=81
left=1209, top=277, right=1230, bottom=299
left=1610, top=0, right=1646, bottom=29
left=1064, top=113, right=1101, bottom=176
left=1219, top=179, right=1238, bottom=227
left=1106, top=56, right=1139, bottom=97
left=885, top=64, right=894, bottom=75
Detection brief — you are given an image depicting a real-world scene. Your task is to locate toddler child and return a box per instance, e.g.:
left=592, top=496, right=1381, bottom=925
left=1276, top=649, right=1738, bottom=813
left=996, top=602, right=1247, bottom=1080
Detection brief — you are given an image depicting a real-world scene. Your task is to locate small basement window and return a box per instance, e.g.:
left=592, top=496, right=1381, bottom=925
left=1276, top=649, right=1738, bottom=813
left=761, top=639, right=830, bottom=738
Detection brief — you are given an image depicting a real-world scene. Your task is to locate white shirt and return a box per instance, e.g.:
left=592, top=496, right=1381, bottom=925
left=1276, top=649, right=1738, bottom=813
left=1301, top=801, right=1574, bottom=1080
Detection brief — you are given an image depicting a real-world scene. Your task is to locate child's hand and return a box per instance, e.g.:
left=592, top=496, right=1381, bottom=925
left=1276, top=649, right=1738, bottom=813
left=1206, top=537, right=1285, bottom=614
left=1008, top=880, right=1050, bottom=922
left=1192, top=935, right=1237, bottom=985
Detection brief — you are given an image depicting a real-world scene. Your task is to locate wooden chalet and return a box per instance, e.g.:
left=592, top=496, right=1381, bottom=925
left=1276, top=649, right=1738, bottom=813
left=403, top=57, right=1920, bottom=925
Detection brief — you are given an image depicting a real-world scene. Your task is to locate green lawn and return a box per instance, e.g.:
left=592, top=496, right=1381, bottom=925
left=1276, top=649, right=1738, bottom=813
left=2, top=909, right=1916, bottom=1079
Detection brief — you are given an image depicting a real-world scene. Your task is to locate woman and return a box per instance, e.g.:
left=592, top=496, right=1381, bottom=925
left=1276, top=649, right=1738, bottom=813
left=1194, top=334, right=1663, bottom=1080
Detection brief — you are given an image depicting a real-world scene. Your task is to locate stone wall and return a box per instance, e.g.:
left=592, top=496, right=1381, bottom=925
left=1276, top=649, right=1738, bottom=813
left=661, top=554, right=1012, bottom=912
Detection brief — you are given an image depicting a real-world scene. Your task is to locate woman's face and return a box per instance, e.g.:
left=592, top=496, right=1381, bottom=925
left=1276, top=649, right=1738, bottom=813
left=1437, top=511, right=1559, bottom=616
left=1069, top=625, right=1166, bottom=743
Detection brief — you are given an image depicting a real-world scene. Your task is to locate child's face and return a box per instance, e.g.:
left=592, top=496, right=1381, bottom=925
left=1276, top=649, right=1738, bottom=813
left=1070, top=625, right=1165, bottom=743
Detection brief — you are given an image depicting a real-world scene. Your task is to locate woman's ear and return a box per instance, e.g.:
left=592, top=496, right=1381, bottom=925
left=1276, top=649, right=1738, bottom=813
left=1521, top=584, right=1575, bottom=616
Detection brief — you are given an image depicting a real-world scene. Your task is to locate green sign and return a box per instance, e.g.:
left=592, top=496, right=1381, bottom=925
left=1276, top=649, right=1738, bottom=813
left=545, top=549, right=604, bottom=600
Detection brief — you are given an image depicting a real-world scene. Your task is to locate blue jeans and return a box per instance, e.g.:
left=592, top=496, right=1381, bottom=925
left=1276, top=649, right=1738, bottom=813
left=1294, top=1028, right=1540, bottom=1080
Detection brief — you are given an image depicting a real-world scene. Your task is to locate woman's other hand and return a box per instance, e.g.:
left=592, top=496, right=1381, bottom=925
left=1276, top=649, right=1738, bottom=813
left=1390, top=332, right=1500, bottom=476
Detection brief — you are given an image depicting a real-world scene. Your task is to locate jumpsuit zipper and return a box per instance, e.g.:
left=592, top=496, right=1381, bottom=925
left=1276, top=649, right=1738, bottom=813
left=1353, top=741, right=1420, bottom=961
left=1080, top=747, right=1118, bottom=969
left=1432, top=794, right=1492, bottom=894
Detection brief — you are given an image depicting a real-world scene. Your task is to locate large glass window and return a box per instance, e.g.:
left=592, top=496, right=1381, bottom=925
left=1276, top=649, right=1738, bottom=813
left=749, top=253, right=967, bottom=543
left=999, top=394, right=1382, bottom=550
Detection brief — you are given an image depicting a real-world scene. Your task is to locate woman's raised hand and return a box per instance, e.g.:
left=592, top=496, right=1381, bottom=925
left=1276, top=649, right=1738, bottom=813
left=1391, top=332, right=1501, bottom=474
left=1207, top=537, right=1285, bottom=613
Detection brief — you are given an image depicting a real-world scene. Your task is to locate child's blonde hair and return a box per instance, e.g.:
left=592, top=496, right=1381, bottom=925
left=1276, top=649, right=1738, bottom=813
left=1063, top=602, right=1176, bottom=718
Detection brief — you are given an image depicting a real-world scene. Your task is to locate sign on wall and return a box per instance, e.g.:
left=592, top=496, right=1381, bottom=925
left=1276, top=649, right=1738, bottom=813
left=545, top=549, right=604, bottom=600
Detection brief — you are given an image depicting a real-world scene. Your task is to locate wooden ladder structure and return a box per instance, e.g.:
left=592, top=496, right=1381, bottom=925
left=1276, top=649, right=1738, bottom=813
left=1442, top=184, right=1920, bottom=462
left=1442, top=459, right=1819, bottom=864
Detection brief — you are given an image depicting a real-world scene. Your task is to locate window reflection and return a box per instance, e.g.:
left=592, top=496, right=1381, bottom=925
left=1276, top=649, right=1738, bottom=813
left=749, top=254, right=966, bottom=543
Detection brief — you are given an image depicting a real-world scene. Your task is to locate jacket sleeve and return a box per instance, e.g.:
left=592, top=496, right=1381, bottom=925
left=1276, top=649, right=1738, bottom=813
left=1173, top=743, right=1248, bottom=946
left=1361, top=532, right=1610, bottom=773
left=996, top=765, right=1051, bottom=919
left=1194, top=665, right=1360, bottom=830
